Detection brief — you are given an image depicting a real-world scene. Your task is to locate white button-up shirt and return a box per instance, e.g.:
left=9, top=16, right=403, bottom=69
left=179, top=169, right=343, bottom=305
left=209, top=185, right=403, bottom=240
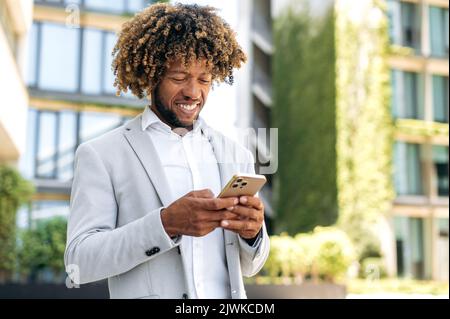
left=141, top=106, right=231, bottom=299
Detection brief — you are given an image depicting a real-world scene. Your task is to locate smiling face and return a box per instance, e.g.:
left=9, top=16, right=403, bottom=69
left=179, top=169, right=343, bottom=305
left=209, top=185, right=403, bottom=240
left=151, top=59, right=212, bottom=130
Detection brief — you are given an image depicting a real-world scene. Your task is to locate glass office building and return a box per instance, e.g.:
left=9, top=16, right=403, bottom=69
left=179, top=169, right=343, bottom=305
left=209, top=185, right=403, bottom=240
left=18, top=0, right=151, bottom=227
left=388, top=0, right=448, bottom=280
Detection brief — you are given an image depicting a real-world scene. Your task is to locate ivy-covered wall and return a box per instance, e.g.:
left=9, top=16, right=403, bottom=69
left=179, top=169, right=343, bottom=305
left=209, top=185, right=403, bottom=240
left=273, top=0, right=394, bottom=259
left=334, top=0, right=394, bottom=259
left=273, top=3, right=338, bottom=234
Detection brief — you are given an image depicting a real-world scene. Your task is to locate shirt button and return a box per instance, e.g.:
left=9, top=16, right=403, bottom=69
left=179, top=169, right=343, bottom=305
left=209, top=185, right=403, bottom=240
left=182, top=293, right=188, bottom=299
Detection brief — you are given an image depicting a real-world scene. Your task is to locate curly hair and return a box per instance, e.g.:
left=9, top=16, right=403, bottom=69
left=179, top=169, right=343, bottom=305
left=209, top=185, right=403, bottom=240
left=111, top=3, right=247, bottom=99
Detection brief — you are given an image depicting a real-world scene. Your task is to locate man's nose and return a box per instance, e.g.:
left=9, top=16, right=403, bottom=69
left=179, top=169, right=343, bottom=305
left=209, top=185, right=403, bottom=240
left=182, top=80, right=202, bottom=100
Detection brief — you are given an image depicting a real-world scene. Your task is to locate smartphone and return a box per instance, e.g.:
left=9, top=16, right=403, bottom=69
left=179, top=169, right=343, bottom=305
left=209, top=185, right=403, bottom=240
left=217, top=173, right=267, bottom=198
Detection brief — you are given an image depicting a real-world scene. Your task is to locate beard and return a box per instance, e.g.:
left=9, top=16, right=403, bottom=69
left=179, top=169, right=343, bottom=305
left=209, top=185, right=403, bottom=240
left=153, top=88, right=197, bottom=129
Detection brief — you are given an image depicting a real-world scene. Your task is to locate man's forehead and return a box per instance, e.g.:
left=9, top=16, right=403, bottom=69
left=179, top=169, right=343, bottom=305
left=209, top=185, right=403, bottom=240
left=166, top=59, right=212, bottom=74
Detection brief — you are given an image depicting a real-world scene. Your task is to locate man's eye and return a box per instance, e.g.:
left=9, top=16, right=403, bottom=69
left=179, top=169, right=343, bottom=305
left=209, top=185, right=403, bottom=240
left=200, top=79, right=211, bottom=84
left=172, top=78, right=186, bottom=82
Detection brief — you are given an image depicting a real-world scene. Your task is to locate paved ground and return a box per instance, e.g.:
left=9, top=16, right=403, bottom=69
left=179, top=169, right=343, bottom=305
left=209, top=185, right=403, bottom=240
left=346, top=293, right=449, bottom=299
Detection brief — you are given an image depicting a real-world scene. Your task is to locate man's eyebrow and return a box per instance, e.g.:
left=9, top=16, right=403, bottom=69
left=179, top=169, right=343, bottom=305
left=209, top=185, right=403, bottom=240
left=167, top=70, right=212, bottom=76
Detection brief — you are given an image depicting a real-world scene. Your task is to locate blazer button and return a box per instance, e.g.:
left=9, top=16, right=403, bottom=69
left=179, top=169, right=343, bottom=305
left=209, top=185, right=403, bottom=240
left=182, top=293, right=188, bottom=299
left=145, top=247, right=160, bottom=256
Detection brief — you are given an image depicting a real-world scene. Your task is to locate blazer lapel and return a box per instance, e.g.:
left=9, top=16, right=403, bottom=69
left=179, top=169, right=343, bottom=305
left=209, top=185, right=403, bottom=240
left=123, top=115, right=173, bottom=208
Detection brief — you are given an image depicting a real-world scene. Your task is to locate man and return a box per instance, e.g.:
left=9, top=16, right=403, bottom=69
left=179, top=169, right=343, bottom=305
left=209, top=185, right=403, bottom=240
left=65, top=3, right=269, bottom=299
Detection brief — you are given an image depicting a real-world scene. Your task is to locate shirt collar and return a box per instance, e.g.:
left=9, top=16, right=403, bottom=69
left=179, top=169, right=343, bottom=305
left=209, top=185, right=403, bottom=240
left=141, top=106, right=206, bottom=135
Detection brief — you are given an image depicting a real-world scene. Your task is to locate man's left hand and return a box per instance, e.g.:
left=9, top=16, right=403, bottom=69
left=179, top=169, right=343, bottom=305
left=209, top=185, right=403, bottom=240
left=220, top=196, right=264, bottom=240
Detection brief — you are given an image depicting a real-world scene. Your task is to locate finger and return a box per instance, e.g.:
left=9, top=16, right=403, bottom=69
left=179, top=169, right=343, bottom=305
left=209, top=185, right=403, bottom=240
left=189, top=189, right=215, bottom=198
left=197, top=210, right=240, bottom=222
left=230, top=205, right=261, bottom=221
left=239, top=196, right=264, bottom=210
left=220, top=219, right=259, bottom=232
left=197, top=197, right=239, bottom=211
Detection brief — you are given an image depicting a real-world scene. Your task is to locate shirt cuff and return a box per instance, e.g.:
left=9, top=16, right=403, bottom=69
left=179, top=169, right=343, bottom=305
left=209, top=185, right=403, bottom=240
left=239, top=229, right=263, bottom=248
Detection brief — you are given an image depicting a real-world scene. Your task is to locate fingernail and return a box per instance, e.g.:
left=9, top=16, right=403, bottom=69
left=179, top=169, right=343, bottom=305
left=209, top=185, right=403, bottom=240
left=226, top=206, right=234, bottom=211
left=221, top=220, right=229, bottom=227
left=234, top=198, right=239, bottom=205
left=240, top=196, right=247, bottom=204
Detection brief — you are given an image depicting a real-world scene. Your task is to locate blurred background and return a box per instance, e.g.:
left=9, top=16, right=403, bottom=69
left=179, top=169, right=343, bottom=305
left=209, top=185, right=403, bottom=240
left=0, top=0, right=448, bottom=298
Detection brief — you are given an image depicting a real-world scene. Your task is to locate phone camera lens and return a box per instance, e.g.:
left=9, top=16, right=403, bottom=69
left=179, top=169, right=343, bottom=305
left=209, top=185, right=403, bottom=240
left=236, top=179, right=243, bottom=183
left=241, top=182, right=247, bottom=186
left=232, top=184, right=239, bottom=188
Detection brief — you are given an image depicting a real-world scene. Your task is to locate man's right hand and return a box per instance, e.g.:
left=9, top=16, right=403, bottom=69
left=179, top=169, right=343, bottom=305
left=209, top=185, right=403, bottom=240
left=160, top=189, right=239, bottom=237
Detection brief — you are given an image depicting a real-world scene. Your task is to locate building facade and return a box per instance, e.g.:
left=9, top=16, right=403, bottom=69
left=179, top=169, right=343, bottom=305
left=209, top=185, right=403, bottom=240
left=272, top=0, right=448, bottom=281
left=387, top=0, right=448, bottom=281
left=18, top=0, right=150, bottom=227
left=0, top=0, right=33, bottom=165
left=237, top=0, right=275, bottom=233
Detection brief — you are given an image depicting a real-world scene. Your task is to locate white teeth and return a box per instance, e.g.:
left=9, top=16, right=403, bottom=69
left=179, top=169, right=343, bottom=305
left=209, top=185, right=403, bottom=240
left=178, top=104, right=198, bottom=111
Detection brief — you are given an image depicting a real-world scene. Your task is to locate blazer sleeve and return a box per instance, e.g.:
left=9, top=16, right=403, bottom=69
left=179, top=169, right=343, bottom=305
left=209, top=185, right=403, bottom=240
left=238, top=149, right=270, bottom=277
left=64, top=143, right=179, bottom=285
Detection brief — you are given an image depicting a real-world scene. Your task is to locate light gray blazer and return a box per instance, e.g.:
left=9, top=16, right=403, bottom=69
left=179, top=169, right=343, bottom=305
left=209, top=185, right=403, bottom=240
left=64, top=114, right=270, bottom=299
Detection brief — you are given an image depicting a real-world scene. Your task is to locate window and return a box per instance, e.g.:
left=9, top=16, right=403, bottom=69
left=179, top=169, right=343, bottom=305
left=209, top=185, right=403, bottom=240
left=27, top=22, right=133, bottom=98
left=387, top=0, right=421, bottom=52
left=433, top=146, right=449, bottom=197
left=84, top=0, right=125, bottom=14
left=81, top=29, right=102, bottom=95
left=436, top=218, right=449, bottom=281
left=34, top=0, right=152, bottom=15
left=58, top=111, right=77, bottom=180
left=394, top=142, right=423, bottom=196
left=38, top=23, right=80, bottom=92
left=19, top=109, right=38, bottom=179
left=394, top=216, right=425, bottom=279
left=79, top=111, right=124, bottom=144
left=429, top=6, right=449, bottom=57
left=36, top=111, right=58, bottom=178
left=25, top=24, right=39, bottom=86
left=103, top=33, right=118, bottom=95
left=21, top=108, right=130, bottom=181
left=432, top=75, right=449, bottom=123
left=391, top=70, right=424, bottom=120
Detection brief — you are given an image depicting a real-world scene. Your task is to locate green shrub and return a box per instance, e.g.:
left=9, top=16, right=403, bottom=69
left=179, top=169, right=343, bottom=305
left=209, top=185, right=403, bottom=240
left=263, top=233, right=298, bottom=278
left=263, top=227, right=356, bottom=283
left=359, top=257, right=387, bottom=279
left=0, top=165, right=34, bottom=281
left=17, top=217, right=67, bottom=281
left=310, top=227, right=356, bottom=282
